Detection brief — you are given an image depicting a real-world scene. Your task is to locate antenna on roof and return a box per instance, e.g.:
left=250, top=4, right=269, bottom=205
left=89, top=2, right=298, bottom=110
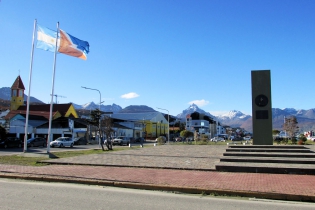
left=50, top=94, right=67, bottom=104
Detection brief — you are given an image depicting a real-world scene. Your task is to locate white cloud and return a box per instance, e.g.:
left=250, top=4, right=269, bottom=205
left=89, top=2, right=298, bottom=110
left=121, top=92, right=139, bottom=99
left=188, top=99, right=209, bottom=107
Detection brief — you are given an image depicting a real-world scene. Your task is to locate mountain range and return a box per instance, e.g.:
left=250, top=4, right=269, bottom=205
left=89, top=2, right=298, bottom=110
left=1, top=87, right=314, bottom=133
left=0, top=87, right=43, bottom=104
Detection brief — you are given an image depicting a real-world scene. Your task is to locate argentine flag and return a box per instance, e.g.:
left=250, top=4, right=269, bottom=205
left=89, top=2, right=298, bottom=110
left=36, top=25, right=58, bottom=53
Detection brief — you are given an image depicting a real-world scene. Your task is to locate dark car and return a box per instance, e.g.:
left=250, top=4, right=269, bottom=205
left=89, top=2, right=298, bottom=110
left=27, top=137, right=47, bottom=147
left=135, top=137, right=145, bottom=143
left=73, top=137, right=88, bottom=145
left=0, top=137, right=23, bottom=149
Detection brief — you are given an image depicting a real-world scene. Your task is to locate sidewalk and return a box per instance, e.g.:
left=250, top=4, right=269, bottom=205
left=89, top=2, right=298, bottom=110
left=1, top=145, right=315, bottom=202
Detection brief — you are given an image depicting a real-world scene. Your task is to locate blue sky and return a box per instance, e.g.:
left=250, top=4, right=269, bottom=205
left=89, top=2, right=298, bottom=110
left=0, top=0, right=314, bottom=116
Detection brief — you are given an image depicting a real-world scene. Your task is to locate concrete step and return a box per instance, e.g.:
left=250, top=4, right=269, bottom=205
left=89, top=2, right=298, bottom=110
left=226, top=148, right=312, bottom=153
left=228, top=145, right=306, bottom=149
left=216, top=162, right=315, bottom=175
left=223, top=152, right=315, bottom=158
left=220, top=156, right=315, bottom=164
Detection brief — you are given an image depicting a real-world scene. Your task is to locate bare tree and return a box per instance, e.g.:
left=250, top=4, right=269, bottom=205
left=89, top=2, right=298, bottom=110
left=283, top=116, right=299, bottom=139
left=100, top=115, right=114, bottom=150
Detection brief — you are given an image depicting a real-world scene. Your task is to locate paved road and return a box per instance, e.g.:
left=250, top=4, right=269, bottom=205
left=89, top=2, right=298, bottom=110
left=1, top=179, right=314, bottom=210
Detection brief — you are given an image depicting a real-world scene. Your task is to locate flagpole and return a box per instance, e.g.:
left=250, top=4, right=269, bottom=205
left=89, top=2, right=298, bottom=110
left=24, top=19, right=37, bottom=153
left=47, top=22, right=59, bottom=154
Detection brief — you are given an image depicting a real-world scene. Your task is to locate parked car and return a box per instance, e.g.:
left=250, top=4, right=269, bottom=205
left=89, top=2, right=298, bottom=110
left=308, top=136, right=315, bottom=142
left=175, top=137, right=183, bottom=142
left=243, top=136, right=251, bottom=141
left=232, top=136, right=243, bottom=141
left=112, top=136, right=130, bottom=146
left=210, top=137, right=225, bottom=142
left=50, top=137, right=74, bottom=148
left=27, top=137, right=47, bottom=147
left=73, top=137, right=88, bottom=145
left=0, top=137, right=23, bottom=149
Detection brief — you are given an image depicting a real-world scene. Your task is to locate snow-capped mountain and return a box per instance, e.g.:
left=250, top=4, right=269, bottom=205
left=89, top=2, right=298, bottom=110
left=215, top=110, right=251, bottom=130
left=177, top=104, right=215, bottom=120
left=217, top=110, right=251, bottom=120
left=72, top=102, right=122, bottom=113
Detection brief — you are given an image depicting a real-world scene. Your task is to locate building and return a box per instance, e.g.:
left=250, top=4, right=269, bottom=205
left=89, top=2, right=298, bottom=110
left=108, top=112, right=169, bottom=139
left=4, top=76, right=170, bottom=142
left=4, top=76, right=86, bottom=141
left=185, top=111, right=223, bottom=138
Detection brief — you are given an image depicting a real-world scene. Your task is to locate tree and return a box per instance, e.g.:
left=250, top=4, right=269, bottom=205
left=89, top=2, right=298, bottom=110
left=100, top=115, right=114, bottom=150
left=180, top=130, right=193, bottom=140
left=89, top=109, right=103, bottom=150
left=283, top=116, right=299, bottom=139
left=179, top=122, right=185, bottom=132
left=298, top=134, right=307, bottom=145
left=272, top=130, right=280, bottom=136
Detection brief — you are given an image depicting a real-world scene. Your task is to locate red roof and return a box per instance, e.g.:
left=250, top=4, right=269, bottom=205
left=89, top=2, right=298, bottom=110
left=17, top=103, right=73, bottom=116
left=5, top=103, right=74, bottom=120
left=5, top=110, right=58, bottom=120
left=11, top=76, right=25, bottom=90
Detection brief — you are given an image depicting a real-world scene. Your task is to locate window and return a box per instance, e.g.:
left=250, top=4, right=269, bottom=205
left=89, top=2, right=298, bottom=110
left=12, top=90, right=17, bottom=97
left=18, top=90, right=23, bottom=97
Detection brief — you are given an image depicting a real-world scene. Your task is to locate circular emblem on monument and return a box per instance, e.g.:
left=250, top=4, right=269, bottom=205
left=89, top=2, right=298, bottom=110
left=255, top=94, right=268, bottom=107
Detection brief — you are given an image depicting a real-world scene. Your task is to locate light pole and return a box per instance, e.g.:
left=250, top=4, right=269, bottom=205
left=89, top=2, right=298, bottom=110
left=157, top=107, right=169, bottom=144
left=82, top=86, right=102, bottom=148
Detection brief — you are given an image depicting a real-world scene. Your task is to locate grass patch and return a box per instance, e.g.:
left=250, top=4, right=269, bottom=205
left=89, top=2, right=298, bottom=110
left=0, top=155, right=50, bottom=166
left=305, top=140, right=315, bottom=145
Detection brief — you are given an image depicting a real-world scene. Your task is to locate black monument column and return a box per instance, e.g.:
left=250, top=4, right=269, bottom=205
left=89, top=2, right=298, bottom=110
left=251, top=70, right=273, bottom=145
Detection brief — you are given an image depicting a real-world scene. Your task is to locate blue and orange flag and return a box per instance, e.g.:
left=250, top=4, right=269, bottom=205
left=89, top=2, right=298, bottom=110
left=36, top=25, right=89, bottom=60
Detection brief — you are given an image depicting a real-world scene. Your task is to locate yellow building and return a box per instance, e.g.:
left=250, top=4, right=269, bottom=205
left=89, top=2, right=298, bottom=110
left=109, top=112, right=169, bottom=139
left=10, top=76, right=25, bottom=111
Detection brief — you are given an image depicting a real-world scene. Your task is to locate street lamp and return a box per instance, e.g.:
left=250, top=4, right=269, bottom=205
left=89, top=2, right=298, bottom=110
left=157, top=107, right=169, bottom=145
left=82, top=86, right=102, bottom=148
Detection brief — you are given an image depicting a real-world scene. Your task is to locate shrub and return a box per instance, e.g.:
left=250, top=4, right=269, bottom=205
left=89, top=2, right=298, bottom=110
left=298, top=139, right=304, bottom=145
left=281, top=138, right=288, bottom=145
left=156, top=136, right=166, bottom=145
left=299, top=135, right=307, bottom=144
left=291, top=137, right=297, bottom=145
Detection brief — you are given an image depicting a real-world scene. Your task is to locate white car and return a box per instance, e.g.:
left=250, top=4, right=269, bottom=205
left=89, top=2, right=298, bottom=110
left=50, top=137, right=74, bottom=148
left=210, top=137, right=225, bottom=142
left=112, top=136, right=130, bottom=146
left=243, top=136, right=251, bottom=140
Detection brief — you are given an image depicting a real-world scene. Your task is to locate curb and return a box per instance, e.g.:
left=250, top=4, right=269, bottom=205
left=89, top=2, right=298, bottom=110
left=1, top=172, right=314, bottom=202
